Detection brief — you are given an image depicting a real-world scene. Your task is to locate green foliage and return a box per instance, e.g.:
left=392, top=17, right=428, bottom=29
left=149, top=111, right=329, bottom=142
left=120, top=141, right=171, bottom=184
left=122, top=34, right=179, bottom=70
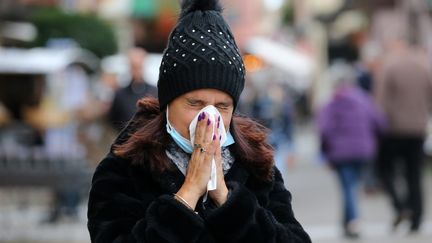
left=281, top=2, right=294, bottom=26
left=30, top=8, right=118, bottom=58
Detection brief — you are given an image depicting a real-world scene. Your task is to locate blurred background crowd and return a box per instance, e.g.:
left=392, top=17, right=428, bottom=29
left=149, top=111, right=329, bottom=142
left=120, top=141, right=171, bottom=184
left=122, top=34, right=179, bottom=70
left=0, top=0, right=432, bottom=242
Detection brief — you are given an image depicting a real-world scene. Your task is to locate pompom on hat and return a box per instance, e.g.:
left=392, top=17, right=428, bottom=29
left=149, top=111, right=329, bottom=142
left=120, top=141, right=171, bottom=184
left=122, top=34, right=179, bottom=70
left=157, top=0, right=245, bottom=111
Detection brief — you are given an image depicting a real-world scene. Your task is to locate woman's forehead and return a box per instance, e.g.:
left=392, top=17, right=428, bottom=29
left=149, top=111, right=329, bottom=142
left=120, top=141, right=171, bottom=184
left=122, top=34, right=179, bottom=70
left=183, top=89, right=232, bottom=102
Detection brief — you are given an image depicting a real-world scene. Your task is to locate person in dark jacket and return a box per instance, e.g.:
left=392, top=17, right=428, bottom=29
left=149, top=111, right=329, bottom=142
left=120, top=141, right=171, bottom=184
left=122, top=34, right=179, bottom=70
left=108, top=47, right=158, bottom=131
left=374, top=38, right=432, bottom=232
left=87, top=0, right=311, bottom=242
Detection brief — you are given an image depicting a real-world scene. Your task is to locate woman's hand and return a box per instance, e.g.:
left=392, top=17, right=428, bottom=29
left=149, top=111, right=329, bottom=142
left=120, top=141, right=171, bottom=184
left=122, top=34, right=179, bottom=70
left=208, top=141, right=229, bottom=206
left=176, top=112, right=220, bottom=209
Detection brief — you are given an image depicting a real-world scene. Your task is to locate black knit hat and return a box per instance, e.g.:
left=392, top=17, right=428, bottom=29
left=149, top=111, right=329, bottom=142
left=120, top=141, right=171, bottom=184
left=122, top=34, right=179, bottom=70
left=157, top=0, right=245, bottom=111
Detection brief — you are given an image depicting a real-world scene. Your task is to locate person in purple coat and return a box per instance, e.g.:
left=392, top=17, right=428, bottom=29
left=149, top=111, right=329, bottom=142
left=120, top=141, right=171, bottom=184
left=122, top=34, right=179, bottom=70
left=317, top=62, right=386, bottom=238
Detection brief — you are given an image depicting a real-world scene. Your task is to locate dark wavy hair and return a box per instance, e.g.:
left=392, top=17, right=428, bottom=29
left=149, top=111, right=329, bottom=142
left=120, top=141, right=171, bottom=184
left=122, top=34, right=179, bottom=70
left=113, top=97, right=274, bottom=182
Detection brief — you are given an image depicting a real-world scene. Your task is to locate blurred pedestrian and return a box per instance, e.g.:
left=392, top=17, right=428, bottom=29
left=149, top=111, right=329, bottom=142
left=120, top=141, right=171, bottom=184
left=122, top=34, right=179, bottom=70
left=87, top=0, right=311, bottom=242
left=375, top=38, right=432, bottom=232
left=318, top=62, right=385, bottom=238
left=108, top=47, right=157, bottom=131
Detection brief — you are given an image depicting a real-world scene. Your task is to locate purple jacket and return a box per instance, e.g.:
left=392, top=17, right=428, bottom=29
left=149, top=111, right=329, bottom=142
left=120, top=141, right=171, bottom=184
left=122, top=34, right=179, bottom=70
left=317, top=86, right=386, bottom=163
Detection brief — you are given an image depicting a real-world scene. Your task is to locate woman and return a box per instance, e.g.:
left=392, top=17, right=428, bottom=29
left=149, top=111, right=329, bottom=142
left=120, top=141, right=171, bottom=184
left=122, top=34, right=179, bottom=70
left=87, top=0, right=311, bottom=242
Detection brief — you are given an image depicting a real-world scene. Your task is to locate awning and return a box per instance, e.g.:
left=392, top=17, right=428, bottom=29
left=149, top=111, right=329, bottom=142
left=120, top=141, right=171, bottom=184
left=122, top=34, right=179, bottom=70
left=245, top=37, right=315, bottom=80
left=0, top=48, right=99, bottom=75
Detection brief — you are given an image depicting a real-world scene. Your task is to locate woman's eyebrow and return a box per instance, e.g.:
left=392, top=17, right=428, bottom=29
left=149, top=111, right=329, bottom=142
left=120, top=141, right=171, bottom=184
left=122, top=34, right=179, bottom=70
left=186, top=97, right=232, bottom=106
left=186, top=97, right=205, bottom=103
left=216, top=101, right=233, bottom=106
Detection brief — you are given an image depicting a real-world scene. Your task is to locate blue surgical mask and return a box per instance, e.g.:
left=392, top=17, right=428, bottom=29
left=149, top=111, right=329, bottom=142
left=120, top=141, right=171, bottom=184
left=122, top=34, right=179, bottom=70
left=166, top=118, right=194, bottom=154
left=166, top=105, right=235, bottom=154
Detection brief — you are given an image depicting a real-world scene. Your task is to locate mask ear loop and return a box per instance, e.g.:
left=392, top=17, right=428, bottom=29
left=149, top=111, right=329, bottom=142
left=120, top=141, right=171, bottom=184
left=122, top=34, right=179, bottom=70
left=165, top=105, right=173, bottom=132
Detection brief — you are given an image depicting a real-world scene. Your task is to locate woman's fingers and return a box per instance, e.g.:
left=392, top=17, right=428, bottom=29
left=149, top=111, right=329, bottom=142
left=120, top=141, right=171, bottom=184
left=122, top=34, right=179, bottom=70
left=214, top=140, right=221, bottom=161
left=213, top=119, right=221, bottom=155
left=193, top=112, right=206, bottom=151
left=203, top=114, right=214, bottom=146
left=216, top=115, right=221, bottom=143
left=184, top=112, right=225, bottom=198
left=208, top=126, right=228, bottom=207
left=213, top=121, right=222, bottom=172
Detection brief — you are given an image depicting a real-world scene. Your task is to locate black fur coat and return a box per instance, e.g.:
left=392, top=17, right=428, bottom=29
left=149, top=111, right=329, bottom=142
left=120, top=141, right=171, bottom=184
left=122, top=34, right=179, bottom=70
left=87, top=116, right=311, bottom=243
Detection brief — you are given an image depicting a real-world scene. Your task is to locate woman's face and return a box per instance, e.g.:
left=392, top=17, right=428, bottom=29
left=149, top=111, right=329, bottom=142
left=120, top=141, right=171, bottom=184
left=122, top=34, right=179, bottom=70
left=168, top=89, right=234, bottom=139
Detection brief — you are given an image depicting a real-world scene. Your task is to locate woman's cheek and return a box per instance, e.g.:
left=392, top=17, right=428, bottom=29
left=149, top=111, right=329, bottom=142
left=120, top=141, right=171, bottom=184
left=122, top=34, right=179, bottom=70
left=222, top=115, right=232, bottom=129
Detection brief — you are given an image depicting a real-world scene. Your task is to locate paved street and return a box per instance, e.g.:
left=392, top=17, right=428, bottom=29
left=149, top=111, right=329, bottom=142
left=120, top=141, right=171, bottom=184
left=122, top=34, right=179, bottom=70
left=287, top=124, right=432, bottom=243
left=1, top=124, right=431, bottom=243
left=288, top=161, right=432, bottom=243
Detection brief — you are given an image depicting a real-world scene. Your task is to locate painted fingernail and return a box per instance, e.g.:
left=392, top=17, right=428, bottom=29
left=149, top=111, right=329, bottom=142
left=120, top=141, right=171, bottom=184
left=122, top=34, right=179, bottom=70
left=198, top=114, right=202, bottom=121
left=217, top=121, right=220, bottom=128
left=218, top=116, right=221, bottom=122
left=219, top=135, right=222, bottom=140
left=207, top=119, right=211, bottom=126
left=213, top=135, right=216, bottom=140
left=202, top=112, right=206, bottom=119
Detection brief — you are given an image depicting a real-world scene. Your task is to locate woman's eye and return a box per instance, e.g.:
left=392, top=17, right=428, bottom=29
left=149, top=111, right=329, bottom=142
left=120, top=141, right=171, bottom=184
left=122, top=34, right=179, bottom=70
left=217, top=105, right=229, bottom=110
left=188, top=102, right=201, bottom=107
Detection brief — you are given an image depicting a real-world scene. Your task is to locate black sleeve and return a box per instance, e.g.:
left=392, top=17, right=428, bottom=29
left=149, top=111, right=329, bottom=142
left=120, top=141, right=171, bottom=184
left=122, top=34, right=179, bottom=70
left=87, top=154, right=208, bottom=243
left=204, top=167, right=311, bottom=243
left=107, top=92, right=121, bottom=129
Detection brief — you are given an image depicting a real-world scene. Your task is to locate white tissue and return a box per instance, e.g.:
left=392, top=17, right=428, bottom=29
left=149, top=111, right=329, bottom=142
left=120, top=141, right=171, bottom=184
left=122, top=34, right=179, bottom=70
left=189, top=105, right=227, bottom=191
